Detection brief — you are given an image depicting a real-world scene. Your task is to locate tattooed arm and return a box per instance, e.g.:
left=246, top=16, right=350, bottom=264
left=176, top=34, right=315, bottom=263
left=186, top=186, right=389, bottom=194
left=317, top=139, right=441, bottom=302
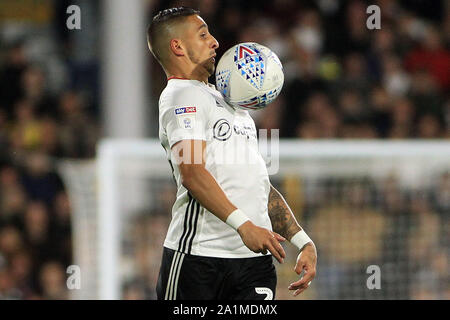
left=268, top=184, right=304, bottom=242
left=268, top=184, right=317, bottom=296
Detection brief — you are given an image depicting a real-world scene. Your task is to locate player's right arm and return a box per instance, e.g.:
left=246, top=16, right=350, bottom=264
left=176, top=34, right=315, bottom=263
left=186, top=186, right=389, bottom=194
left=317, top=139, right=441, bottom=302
left=161, top=85, right=285, bottom=262
left=172, top=139, right=286, bottom=263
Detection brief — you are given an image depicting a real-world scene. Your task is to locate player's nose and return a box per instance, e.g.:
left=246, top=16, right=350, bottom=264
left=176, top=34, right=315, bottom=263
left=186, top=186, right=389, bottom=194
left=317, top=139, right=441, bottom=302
left=210, top=36, right=219, bottom=50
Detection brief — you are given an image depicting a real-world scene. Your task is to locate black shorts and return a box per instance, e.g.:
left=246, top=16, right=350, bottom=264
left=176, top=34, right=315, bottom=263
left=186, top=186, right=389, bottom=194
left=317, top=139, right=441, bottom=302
left=156, top=247, right=277, bottom=300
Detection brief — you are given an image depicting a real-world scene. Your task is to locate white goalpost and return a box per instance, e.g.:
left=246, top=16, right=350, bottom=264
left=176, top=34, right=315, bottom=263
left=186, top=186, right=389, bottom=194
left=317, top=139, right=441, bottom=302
left=59, top=139, right=450, bottom=299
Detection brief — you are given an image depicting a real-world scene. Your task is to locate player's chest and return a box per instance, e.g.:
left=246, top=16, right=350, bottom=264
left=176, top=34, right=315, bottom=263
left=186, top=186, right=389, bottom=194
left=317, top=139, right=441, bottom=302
left=202, top=87, right=258, bottom=143
left=207, top=105, right=257, bottom=143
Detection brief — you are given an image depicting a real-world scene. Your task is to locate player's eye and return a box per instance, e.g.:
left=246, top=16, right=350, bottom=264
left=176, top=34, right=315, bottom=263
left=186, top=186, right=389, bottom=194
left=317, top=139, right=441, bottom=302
left=200, top=33, right=206, bottom=38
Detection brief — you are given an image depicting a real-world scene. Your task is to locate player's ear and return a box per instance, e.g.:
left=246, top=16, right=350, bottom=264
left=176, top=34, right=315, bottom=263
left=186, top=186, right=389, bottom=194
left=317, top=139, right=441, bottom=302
left=170, top=39, right=185, bottom=57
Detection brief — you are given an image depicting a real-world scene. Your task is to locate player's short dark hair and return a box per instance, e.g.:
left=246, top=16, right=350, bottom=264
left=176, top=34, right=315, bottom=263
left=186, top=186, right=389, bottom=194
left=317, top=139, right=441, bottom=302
left=147, top=7, right=200, bottom=66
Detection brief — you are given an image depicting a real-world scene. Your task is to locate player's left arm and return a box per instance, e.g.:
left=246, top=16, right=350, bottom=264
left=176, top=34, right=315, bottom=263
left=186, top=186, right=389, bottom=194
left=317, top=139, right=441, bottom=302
left=267, top=184, right=317, bottom=296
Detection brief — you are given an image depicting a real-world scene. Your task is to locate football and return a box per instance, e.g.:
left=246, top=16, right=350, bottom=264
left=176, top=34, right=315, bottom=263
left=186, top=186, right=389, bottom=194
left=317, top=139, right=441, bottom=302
left=215, top=42, right=284, bottom=110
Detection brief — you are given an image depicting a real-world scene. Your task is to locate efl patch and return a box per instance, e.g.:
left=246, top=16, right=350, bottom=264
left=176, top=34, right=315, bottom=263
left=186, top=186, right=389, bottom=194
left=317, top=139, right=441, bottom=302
left=180, top=116, right=194, bottom=129
left=175, top=106, right=196, bottom=129
left=175, top=106, right=197, bottom=115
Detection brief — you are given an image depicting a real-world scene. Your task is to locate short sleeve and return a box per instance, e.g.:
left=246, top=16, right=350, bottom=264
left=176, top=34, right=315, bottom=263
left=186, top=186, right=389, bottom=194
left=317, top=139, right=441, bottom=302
left=160, top=86, right=212, bottom=148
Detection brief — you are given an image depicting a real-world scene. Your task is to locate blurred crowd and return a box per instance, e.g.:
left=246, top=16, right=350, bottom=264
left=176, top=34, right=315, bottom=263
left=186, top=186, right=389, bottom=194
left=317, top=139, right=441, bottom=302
left=0, top=0, right=449, bottom=300
left=151, top=0, right=450, bottom=139
left=0, top=0, right=98, bottom=299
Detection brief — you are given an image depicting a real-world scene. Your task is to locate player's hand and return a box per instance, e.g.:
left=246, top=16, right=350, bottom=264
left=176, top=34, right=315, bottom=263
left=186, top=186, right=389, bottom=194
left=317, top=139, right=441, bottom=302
left=237, top=221, right=286, bottom=264
left=288, top=242, right=317, bottom=296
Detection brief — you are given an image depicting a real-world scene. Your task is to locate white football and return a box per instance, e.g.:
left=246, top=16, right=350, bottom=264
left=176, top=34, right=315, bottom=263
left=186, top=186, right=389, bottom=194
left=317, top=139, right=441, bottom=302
left=215, top=42, right=284, bottom=110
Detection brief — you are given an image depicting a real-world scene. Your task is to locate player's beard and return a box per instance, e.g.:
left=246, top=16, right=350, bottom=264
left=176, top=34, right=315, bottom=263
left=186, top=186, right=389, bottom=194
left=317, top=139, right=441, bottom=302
left=204, top=60, right=215, bottom=75
left=187, top=48, right=215, bottom=76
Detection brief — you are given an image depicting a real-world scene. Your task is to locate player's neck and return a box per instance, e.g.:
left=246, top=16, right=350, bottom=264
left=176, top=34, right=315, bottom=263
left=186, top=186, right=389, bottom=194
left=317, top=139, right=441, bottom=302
left=167, top=73, right=208, bottom=84
left=190, top=74, right=209, bottom=84
left=166, top=65, right=209, bottom=84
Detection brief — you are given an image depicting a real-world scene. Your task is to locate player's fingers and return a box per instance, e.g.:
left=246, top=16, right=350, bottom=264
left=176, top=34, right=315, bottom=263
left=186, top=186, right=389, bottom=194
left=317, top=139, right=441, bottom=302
left=294, top=259, right=305, bottom=275
left=293, top=284, right=310, bottom=296
left=288, top=279, right=305, bottom=290
left=289, top=269, right=313, bottom=287
left=266, top=242, right=283, bottom=264
left=272, top=232, right=286, bottom=242
left=288, top=280, right=308, bottom=290
left=270, top=236, right=286, bottom=259
left=288, top=278, right=312, bottom=291
left=300, top=270, right=315, bottom=285
left=289, top=270, right=315, bottom=289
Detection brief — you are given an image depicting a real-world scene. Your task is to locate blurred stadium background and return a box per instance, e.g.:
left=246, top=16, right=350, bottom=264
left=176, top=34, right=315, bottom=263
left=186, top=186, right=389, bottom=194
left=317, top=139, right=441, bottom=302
left=0, top=0, right=449, bottom=300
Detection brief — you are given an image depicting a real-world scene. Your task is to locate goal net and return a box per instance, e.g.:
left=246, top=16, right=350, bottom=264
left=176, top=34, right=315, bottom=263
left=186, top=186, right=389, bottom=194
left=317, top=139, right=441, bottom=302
left=58, top=139, right=450, bottom=300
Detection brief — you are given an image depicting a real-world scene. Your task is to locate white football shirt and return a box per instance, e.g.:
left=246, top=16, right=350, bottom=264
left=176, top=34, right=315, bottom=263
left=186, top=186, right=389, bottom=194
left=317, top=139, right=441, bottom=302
left=159, top=78, right=272, bottom=258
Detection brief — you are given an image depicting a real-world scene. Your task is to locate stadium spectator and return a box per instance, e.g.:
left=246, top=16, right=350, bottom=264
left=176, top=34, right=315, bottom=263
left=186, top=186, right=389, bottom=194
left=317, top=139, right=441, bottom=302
left=37, top=261, right=68, bottom=299
left=57, top=91, right=98, bottom=158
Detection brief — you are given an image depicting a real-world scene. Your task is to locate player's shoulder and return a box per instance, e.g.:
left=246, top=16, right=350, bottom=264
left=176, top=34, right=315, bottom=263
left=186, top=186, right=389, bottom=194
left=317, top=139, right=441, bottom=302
left=160, top=80, right=212, bottom=106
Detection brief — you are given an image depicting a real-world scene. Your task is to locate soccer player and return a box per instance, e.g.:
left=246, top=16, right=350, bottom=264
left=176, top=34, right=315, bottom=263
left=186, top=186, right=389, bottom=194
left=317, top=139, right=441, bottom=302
left=147, top=7, right=317, bottom=300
